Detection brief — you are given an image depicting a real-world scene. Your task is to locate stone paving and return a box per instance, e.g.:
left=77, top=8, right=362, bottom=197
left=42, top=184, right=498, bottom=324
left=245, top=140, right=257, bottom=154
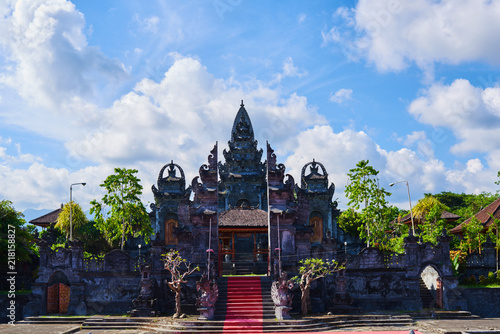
left=1, top=318, right=499, bottom=334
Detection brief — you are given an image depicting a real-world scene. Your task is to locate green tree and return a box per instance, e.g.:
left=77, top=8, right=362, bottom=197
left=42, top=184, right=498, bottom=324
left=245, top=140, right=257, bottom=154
left=0, top=200, right=37, bottom=265
left=461, top=217, right=486, bottom=254
left=163, top=250, right=199, bottom=317
left=55, top=201, right=88, bottom=240
left=338, top=208, right=363, bottom=238
left=90, top=168, right=152, bottom=250
left=344, top=160, right=391, bottom=248
left=292, top=258, right=341, bottom=315
left=411, top=195, right=450, bottom=244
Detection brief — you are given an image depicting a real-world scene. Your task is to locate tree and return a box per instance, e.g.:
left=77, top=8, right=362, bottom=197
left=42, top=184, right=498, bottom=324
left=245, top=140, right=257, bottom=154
left=90, top=168, right=152, bottom=250
left=163, top=250, right=199, bottom=317
left=343, top=160, right=391, bottom=248
left=292, top=258, right=341, bottom=315
left=338, top=208, right=363, bottom=238
left=461, top=217, right=486, bottom=254
left=0, top=200, right=36, bottom=265
left=411, top=195, right=450, bottom=244
left=55, top=201, right=88, bottom=240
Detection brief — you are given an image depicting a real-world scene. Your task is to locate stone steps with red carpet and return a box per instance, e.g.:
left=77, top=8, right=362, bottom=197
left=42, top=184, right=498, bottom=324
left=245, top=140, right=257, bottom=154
left=216, top=276, right=273, bottom=333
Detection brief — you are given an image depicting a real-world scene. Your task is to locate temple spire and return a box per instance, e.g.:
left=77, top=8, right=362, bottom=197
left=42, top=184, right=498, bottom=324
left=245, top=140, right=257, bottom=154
left=230, top=100, right=255, bottom=143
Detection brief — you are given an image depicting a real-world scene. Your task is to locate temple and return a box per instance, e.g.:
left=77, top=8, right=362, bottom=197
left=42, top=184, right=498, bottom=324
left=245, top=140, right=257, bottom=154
left=149, top=101, right=343, bottom=275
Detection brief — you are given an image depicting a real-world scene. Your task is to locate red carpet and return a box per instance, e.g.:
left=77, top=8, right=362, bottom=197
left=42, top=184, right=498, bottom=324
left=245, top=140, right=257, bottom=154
left=222, top=276, right=263, bottom=333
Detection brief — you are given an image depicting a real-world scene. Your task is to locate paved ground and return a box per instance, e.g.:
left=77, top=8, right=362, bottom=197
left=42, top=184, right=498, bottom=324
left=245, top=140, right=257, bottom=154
left=0, top=318, right=498, bottom=334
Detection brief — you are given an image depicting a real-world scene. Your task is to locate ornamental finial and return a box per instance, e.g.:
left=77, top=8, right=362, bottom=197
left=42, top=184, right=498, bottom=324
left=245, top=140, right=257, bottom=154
left=240, top=100, right=244, bottom=107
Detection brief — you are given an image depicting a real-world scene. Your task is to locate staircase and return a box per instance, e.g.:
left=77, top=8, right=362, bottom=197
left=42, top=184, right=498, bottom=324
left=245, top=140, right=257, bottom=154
left=419, top=277, right=436, bottom=309
left=215, top=276, right=273, bottom=333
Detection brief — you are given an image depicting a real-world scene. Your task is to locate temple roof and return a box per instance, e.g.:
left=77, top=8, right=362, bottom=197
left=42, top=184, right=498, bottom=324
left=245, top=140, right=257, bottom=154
left=218, top=208, right=268, bottom=227
left=29, top=207, right=62, bottom=228
left=450, top=197, right=500, bottom=234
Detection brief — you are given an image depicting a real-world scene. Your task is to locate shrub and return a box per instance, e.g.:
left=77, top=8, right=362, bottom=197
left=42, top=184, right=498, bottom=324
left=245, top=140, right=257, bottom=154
left=488, top=271, right=496, bottom=284
left=479, top=275, right=488, bottom=285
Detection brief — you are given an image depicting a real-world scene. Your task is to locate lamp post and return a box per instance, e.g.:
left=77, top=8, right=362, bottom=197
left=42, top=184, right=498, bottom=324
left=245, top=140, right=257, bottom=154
left=138, top=244, right=141, bottom=257
left=389, top=180, right=415, bottom=235
left=69, top=182, right=86, bottom=242
left=344, top=241, right=347, bottom=254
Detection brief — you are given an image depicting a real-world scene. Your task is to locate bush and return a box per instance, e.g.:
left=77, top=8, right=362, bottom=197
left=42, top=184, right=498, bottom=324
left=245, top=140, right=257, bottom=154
left=479, top=275, right=488, bottom=285
left=488, top=271, right=495, bottom=283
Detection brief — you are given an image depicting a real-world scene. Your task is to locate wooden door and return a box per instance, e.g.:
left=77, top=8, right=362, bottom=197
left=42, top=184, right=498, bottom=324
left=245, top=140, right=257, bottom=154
left=46, top=283, right=70, bottom=314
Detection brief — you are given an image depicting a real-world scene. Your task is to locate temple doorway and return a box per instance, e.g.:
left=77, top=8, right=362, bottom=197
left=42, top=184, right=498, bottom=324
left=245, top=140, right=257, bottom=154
left=46, top=271, right=71, bottom=314
left=219, top=229, right=268, bottom=275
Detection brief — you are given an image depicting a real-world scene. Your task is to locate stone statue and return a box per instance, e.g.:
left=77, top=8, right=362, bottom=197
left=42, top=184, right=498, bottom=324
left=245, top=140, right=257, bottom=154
left=196, top=273, right=218, bottom=320
left=271, top=272, right=293, bottom=320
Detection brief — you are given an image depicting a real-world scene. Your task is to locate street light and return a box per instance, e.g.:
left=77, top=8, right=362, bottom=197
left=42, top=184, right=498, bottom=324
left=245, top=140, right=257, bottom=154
left=389, top=180, right=415, bottom=235
left=70, top=182, right=86, bottom=242
left=344, top=241, right=347, bottom=254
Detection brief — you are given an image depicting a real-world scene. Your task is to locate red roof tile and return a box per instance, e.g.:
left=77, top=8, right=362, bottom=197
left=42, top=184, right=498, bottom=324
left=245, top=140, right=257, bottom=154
left=450, top=197, right=500, bottom=234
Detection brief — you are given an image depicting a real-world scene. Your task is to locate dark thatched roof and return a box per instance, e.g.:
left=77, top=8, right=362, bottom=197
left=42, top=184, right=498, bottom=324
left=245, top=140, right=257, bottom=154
left=450, top=197, right=500, bottom=235
left=398, top=210, right=460, bottom=224
left=218, top=208, right=268, bottom=227
left=29, top=207, right=62, bottom=228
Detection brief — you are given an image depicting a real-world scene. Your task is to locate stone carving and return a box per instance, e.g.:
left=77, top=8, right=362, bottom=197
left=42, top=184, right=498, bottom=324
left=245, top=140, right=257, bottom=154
left=196, top=273, right=218, bottom=320
left=271, top=272, right=293, bottom=320
left=131, top=264, right=157, bottom=317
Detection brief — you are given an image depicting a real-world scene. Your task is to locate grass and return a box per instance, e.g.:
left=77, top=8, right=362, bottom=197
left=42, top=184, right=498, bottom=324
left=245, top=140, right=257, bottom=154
left=459, top=283, right=500, bottom=288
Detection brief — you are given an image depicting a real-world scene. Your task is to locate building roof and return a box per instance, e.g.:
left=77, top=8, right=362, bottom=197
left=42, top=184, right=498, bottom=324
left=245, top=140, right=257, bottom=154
left=218, top=208, right=268, bottom=227
left=398, top=210, right=460, bottom=225
left=449, top=197, right=500, bottom=234
left=29, top=207, right=62, bottom=228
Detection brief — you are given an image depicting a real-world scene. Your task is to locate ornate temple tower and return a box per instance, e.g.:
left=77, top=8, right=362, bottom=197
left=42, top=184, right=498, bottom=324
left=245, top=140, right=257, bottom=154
left=218, top=101, right=267, bottom=210
left=151, top=101, right=341, bottom=275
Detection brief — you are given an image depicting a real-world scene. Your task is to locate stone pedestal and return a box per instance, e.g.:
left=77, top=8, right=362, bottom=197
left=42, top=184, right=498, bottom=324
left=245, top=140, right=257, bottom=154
left=274, top=306, right=292, bottom=320
left=197, top=306, right=215, bottom=320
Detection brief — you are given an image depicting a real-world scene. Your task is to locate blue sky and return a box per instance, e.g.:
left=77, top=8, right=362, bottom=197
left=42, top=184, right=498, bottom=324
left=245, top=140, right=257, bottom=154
left=1, top=0, right=500, bottom=220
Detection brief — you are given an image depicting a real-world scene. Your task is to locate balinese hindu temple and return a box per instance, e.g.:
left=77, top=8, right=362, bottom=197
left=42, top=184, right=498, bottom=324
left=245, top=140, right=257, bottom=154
left=22, top=102, right=497, bottom=319
left=150, top=101, right=343, bottom=276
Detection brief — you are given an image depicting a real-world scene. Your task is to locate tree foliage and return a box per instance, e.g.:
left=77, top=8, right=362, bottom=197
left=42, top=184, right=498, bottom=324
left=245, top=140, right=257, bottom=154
left=162, top=250, right=199, bottom=317
left=411, top=195, right=453, bottom=245
left=461, top=217, right=487, bottom=254
left=292, top=258, right=342, bottom=315
left=343, top=160, right=391, bottom=248
left=55, top=201, right=88, bottom=240
left=90, top=168, right=152, bottom=250
left=0, top=200, right=37, bottom=264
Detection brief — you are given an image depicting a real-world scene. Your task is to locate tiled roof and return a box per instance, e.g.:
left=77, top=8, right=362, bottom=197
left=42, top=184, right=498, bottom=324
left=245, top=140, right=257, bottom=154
left=218, top=208, right=268, bottom=227
left=450, top=197, right=500, bottom=234
left=29, top=208, right=62, bottom=228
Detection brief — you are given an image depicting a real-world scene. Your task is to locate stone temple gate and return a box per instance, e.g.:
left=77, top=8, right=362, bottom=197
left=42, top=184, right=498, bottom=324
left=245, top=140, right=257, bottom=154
left=149, top=101, right=343, bottom=276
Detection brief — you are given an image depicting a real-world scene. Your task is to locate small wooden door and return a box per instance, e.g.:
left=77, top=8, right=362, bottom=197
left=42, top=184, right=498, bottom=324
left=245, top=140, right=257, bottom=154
left=47, top=283, right=70, bottom=314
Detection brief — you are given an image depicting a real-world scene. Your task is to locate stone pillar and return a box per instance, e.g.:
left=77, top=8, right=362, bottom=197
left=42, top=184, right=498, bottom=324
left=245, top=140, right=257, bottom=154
left=436, top=277, right=443, bottom=308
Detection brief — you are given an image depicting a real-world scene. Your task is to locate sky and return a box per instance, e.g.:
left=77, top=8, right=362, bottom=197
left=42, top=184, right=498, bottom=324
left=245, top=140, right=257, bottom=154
left=1, top=0, right=500, bottom=221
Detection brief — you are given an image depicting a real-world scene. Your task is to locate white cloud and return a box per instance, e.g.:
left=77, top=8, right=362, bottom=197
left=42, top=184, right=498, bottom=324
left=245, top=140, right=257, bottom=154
left=408, top=79, right=500, bottom=155
left=0, top=0, right=127, bottom=110
left=63, top=55, right=325, bottom=182
left=298, top=13, right=306, bottom=24
left=0, top=137, right=41, bottom=164
left=328, top=0, right=500, bottom=77
left=329, top=88, right=353, bottom=104
left=272, top=57, right=308, bottom=83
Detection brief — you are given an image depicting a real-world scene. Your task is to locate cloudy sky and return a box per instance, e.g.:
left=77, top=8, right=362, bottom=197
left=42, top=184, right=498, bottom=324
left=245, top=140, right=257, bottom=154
left=1, top=0, right=500, bottom=220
